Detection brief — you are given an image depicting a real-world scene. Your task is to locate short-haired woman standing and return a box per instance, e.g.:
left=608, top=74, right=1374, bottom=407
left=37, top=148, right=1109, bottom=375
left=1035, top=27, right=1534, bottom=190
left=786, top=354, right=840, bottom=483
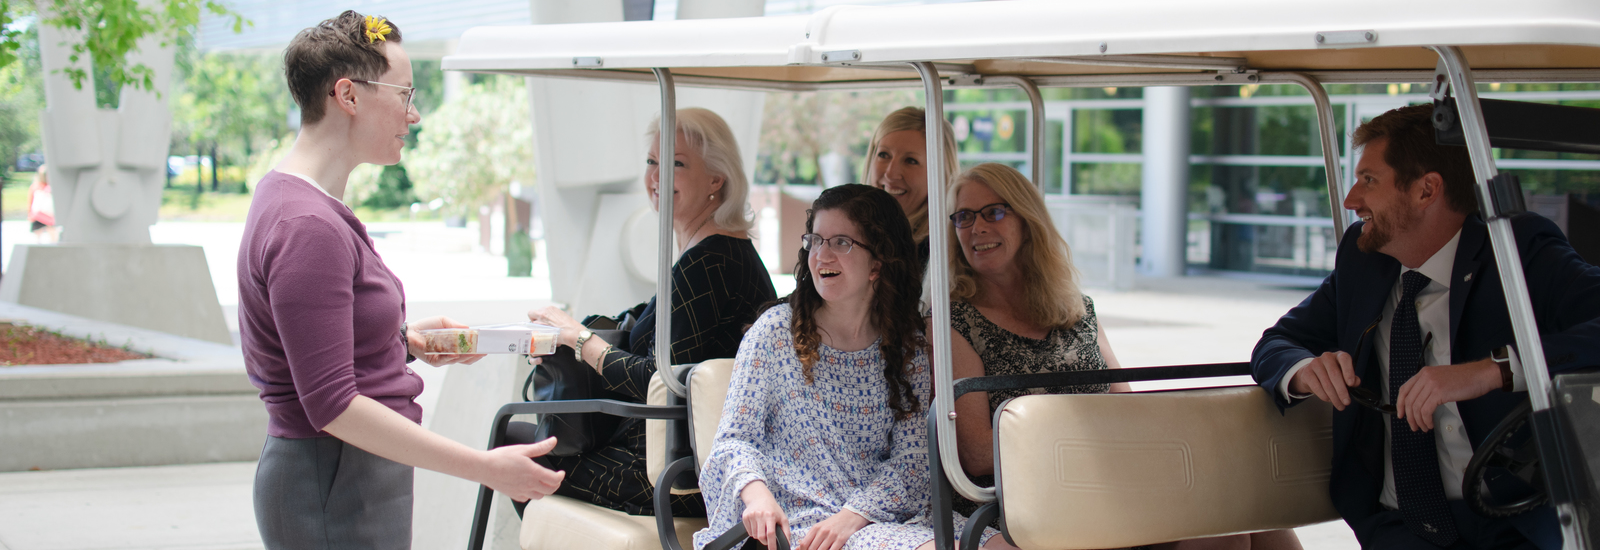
left=238, top=11, right=563, bottom=548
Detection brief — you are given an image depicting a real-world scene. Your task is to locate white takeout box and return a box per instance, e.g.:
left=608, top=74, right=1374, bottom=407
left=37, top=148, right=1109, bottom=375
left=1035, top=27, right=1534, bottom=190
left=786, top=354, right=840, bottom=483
left=475, top=322, right=561, bottom=355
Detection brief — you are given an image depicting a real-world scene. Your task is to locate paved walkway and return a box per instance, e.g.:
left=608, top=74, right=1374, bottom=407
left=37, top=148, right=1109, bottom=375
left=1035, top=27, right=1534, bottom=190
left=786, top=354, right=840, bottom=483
left=0, top=220, right=1359, bottom=549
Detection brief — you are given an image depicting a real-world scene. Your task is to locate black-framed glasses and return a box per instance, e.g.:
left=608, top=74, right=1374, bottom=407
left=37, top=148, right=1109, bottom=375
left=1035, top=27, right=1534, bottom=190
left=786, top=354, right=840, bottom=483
left=949, top=203, right=1011, bottom=228
left=330, top=78, right=416, bottom=114
left=801, top=234, right=871, bottom=255
left=1345, top=315, right=1433, bottom=416
left=1348, top=315, right=1395, bottom=415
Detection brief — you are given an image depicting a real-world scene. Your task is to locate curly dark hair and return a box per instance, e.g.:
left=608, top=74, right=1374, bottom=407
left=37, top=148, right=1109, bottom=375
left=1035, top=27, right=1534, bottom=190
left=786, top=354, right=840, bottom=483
left=789, top=184, right=926, bottom=420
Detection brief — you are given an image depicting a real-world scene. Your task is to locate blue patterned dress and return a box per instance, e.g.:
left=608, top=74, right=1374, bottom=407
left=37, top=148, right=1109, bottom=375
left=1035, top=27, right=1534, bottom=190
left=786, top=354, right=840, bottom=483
left=694, top=304, right=997, bottom=550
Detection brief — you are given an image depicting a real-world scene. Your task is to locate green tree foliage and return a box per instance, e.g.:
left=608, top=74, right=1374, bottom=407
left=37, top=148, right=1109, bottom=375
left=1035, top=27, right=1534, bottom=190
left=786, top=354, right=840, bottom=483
left=757, top=89, right=919, bottom=185
left=169, top=49, right=290, bottom=188
left=355, top=163, right=415, bottom=209
left=16, top=0, right=245, bottom=93
left=0, top=1, right=25, bottom=69
left=0, top=20, right=42, bottom=182
left=406, top=76, right=533, bottom=216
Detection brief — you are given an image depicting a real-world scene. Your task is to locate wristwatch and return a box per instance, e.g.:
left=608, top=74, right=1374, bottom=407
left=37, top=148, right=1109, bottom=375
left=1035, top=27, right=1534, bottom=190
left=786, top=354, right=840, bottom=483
left=401, top=322, right=416, bottom=364
left=575, top=329, right=595, bottom=358
left=1491, top=345, right=1514, bottom=392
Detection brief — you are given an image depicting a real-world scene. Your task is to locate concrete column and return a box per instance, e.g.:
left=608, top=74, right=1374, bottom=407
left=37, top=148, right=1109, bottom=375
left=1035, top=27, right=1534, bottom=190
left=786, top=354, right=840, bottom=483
left=1139, top=86, right=1192, bottom=277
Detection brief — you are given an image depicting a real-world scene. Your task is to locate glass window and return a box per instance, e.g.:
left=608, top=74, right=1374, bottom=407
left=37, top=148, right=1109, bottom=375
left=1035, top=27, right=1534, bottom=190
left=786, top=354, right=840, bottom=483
left=1044, top=119, right=1064, bottom=194
left=949, top=109, right=1028, bottom=154
left=1072, top=109, right=1141, bottom=154
left=1071, top=163, right=1141, bottom=197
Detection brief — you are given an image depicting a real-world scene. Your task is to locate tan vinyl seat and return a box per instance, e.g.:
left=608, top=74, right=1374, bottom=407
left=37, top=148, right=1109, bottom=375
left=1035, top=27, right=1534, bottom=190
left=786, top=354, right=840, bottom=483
left=994, top=386, right=1338, bottom=550
left=686, top=358, right=736, bottom=470
left=519, top=494, right=703, bottom=550
left=518, top=361, right=735, bottom=550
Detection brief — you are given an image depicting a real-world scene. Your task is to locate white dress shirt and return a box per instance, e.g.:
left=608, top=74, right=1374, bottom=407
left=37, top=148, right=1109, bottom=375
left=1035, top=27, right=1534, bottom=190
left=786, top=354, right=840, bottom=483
left=1279, top=229, right=1526, bottom=507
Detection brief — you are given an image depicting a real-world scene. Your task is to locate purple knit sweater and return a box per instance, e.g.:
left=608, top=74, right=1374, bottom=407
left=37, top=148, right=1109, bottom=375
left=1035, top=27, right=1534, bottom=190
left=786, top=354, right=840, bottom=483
left=237, top=171, right=422, bottom=438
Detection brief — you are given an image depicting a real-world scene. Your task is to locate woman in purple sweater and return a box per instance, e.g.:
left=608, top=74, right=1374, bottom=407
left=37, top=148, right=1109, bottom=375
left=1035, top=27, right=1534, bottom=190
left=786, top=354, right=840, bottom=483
left=237, top=11, right=564, bottom=549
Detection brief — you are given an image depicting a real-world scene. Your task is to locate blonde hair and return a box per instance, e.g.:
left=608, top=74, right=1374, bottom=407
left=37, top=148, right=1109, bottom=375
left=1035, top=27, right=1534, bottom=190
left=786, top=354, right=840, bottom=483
left=863, top=106, right=959, bottom=243
left=646, top=107, right=753, bottom=232
left=947, top=163, right=1086, bottom=329
left=34, top=164, right=48, bottom=186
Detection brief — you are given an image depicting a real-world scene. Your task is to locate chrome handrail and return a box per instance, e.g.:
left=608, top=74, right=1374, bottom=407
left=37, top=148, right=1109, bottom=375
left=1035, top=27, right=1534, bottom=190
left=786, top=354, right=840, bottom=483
left=1428, top=44, right=1586, bottom=550
left=653, top=68, right=689, bottom=398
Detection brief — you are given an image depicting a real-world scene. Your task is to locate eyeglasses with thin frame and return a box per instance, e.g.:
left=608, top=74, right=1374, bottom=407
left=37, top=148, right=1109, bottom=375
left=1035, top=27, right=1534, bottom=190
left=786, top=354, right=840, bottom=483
left=328, top=78, right=416, bottom=114
left=949, top=203, right=1012, bottom=228
left=801, top=234, right=872, bottom=256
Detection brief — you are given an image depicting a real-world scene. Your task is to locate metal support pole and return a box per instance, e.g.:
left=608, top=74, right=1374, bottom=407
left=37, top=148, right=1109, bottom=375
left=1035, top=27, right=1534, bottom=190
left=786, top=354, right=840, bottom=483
left=1272, top=72, right=1347, bottom=243
left=653, top=68, right=688, bottom=398
left=984, top=76, right=1047, bottom=189
left=915, top=61, right=994, bottom=504
left=1428, top=45, right=1586, bottom=550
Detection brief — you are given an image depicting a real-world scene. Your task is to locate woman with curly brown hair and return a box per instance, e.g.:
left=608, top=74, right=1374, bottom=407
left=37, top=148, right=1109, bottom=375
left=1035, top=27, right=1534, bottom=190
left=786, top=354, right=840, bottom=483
left=695, top=184, right=1009, bottom=550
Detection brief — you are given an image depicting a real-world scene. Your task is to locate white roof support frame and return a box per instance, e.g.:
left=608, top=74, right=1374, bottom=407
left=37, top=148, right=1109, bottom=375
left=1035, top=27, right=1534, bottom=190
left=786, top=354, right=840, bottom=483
left=653, top=68, right=688, bottom=399
left=1430, top=45, right=1586, bottom=550
left=473, top=67, right=1600, bottom=95
left=443, top=3, right=1600, bottom=546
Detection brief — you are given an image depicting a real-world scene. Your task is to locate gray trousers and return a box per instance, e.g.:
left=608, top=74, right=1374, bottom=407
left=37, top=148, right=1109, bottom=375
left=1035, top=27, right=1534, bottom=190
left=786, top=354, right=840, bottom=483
left=254, top=435, right=414, bottom=549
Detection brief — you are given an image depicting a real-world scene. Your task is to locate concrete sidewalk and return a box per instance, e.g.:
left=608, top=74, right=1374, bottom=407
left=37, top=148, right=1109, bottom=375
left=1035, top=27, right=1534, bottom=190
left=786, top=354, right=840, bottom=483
left=0, top=462, right=261, bottom=550
left=0, top=460, right=1360, bottom=550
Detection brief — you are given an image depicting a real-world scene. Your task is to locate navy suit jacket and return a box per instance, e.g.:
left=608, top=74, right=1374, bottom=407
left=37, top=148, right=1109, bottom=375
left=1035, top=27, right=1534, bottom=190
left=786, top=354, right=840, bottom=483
left=1252, top=213, right=1600, bottom=550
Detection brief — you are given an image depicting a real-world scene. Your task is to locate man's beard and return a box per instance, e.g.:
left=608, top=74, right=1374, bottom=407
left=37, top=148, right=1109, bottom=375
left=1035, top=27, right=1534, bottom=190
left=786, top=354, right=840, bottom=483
left=1356, top=202, right=1420, bottom=254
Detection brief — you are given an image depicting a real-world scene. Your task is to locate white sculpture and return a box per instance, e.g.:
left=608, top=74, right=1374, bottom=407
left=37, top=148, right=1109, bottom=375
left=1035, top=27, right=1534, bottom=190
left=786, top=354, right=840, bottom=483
left=0, top=0, right=229, bottom=345
left=36, top=0, right=173, bottom=244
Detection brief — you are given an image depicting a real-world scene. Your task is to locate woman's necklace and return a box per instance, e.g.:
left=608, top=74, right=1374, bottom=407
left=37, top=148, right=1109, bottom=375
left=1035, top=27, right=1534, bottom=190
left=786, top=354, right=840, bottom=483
left=680, top=213, right=713, bottom=253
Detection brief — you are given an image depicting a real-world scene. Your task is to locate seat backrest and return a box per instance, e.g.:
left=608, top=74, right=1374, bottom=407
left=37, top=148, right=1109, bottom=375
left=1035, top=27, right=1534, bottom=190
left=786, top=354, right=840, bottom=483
left=687, top=358, right=736, bottom=471
left=646, top=359, right=735, bottom=494
left=994, top=386, right=1337, bottom=550
left=646, top=365, right=694, bottom=495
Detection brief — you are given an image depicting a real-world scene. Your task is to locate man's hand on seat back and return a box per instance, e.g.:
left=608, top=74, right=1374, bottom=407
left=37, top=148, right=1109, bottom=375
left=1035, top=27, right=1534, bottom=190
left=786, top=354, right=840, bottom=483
left=1289, top=351, right=1361, bottom=410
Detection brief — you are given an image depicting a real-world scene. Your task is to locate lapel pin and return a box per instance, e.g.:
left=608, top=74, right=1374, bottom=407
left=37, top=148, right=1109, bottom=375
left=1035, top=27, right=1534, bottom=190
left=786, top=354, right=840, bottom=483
left=1463, top=273, right=1473, bottom=282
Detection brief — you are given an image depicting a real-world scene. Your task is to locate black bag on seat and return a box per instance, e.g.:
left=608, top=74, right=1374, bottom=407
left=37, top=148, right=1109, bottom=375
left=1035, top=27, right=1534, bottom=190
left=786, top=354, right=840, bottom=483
left=514, top=304, right=646, bottom=457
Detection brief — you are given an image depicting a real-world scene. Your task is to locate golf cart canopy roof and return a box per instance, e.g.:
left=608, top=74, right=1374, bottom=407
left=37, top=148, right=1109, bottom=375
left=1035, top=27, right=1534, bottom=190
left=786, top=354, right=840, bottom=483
left=444, top=0, right=1600, bottom=89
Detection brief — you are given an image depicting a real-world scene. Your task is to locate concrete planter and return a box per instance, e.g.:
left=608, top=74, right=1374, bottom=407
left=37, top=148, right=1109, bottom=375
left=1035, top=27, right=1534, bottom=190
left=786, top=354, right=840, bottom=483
left=0, top=303, right=265, bottom=472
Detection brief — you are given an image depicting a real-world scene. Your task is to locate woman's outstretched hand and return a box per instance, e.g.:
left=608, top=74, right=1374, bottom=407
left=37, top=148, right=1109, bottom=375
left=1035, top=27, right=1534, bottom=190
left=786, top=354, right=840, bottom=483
left=740, top=481, right=791, bottom=549
left=796, top=509, right=868, bottom=550
left=527, top=306, right=585, bottom=349
left=479, top=436, right=567, bottom=503
left=406, top=315, right=486, bottom=366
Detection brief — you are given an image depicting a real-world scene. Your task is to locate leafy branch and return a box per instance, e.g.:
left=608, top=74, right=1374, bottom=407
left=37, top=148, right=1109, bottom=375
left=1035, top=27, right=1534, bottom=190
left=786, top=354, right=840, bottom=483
left=0, top=1, right=23, bottom=69
left=17, top=0, right=246, bottom=93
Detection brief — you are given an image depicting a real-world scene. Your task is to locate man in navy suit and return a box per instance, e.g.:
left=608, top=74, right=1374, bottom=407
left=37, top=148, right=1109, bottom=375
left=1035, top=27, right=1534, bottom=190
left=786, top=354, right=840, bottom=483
left=1253, top=104, right=1600, bottom=550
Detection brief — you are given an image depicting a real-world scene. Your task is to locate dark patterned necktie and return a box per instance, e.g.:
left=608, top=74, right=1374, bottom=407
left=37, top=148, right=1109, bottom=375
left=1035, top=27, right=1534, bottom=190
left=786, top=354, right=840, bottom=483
left=1389, top=270, right=1459, bottom=546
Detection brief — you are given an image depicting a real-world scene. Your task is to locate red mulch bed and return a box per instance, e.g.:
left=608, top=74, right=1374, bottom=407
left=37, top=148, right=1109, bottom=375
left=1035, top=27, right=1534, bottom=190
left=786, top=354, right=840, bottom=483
left=0, top=322, right=153, bottom=366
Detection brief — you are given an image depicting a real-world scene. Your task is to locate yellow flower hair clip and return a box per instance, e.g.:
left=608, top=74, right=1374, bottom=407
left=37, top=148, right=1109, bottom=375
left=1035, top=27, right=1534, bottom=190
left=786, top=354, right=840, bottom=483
left=364, top=16, right=392, bottom=43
